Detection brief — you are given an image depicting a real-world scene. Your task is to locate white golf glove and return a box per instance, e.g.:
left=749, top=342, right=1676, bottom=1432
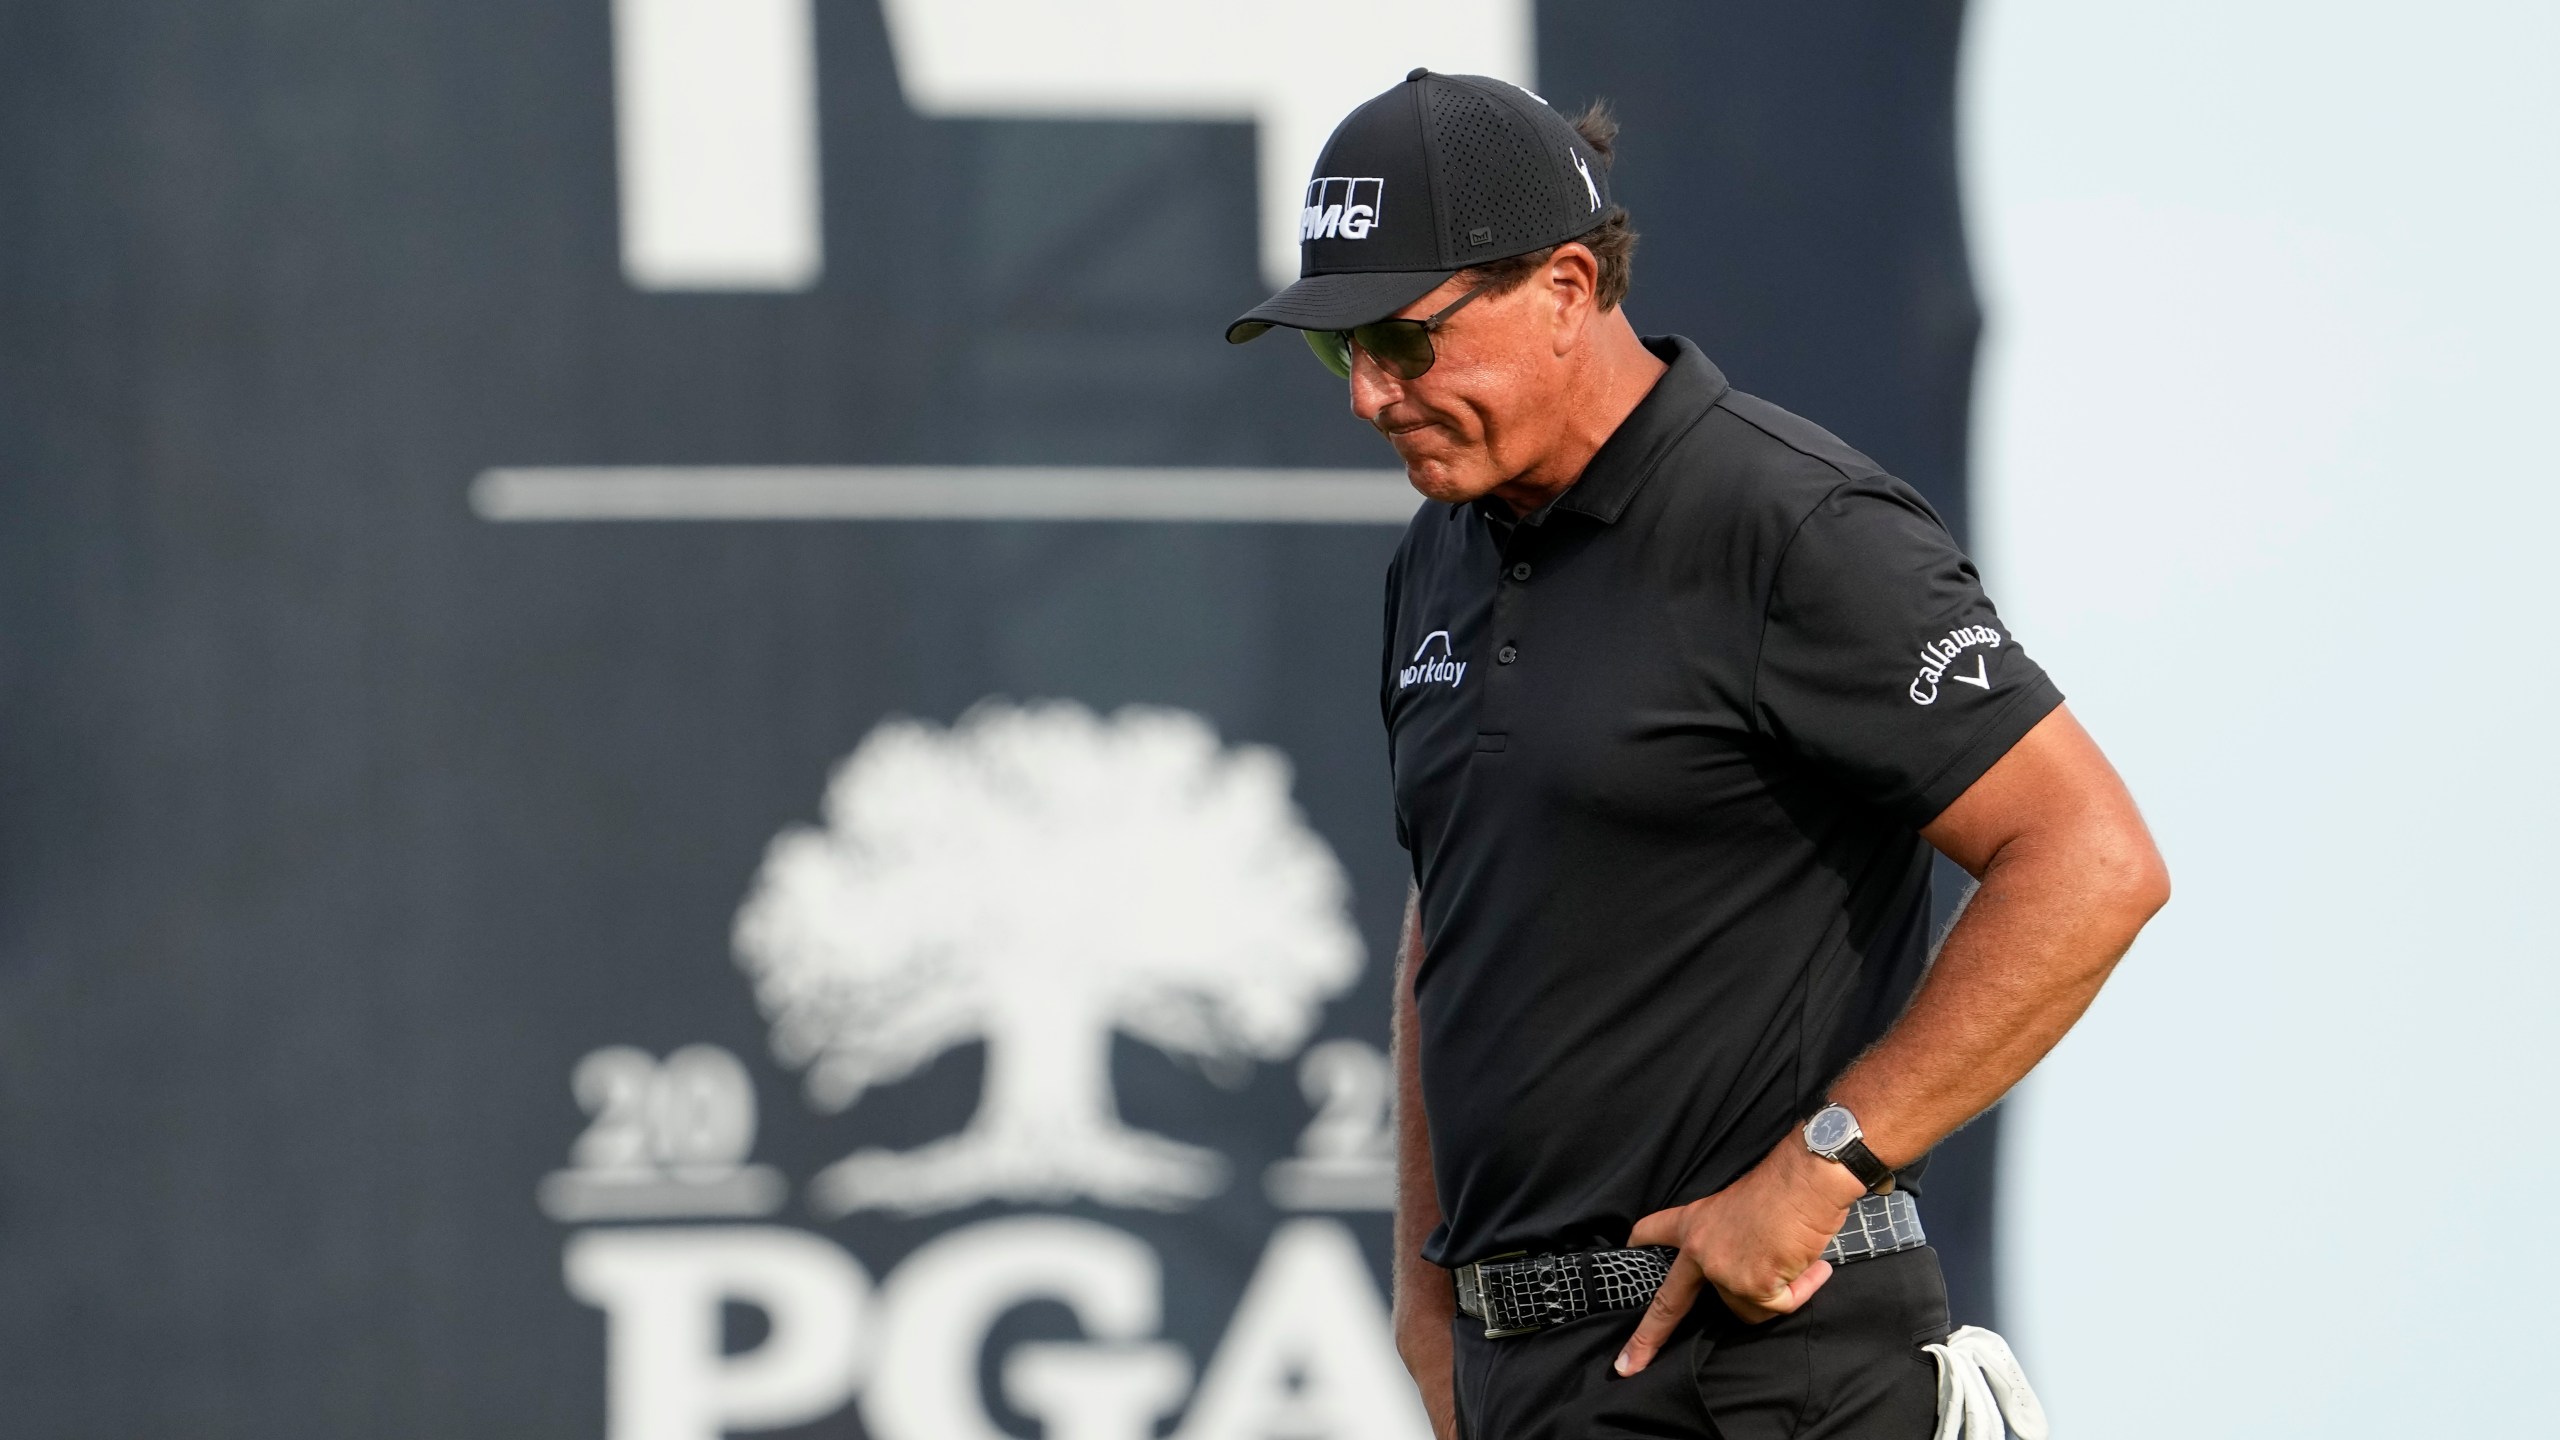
left=1923, top=1325, right=2049, bottom=1440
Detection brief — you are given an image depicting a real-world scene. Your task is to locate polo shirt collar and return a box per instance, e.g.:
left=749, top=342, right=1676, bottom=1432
left=1549, top=335, right=1729, bottom=525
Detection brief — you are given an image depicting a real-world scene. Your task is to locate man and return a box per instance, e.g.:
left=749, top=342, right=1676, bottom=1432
left=1227, top=71, right=2166, bottom=1439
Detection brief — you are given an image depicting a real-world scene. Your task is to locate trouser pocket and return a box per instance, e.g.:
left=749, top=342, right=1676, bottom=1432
left=1681, top=1245, right=1952, bottom=1439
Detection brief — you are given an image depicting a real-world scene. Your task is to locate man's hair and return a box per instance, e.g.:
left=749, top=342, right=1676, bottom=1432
left=1457, top=100, right=1637, bottom=311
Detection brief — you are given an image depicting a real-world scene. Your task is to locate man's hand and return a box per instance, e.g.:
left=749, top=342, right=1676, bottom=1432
left=1613, top=1134, right=1867, bottom=1376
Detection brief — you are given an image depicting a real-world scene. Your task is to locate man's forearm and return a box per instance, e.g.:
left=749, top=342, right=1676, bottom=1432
left=1833, top=707, right=2170, bottom=1167
left=1389, top=887, right=1459, bottom=1440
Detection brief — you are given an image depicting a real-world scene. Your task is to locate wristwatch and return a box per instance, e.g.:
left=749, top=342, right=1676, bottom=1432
left=1803, top=1103, right=1895, bottom=1194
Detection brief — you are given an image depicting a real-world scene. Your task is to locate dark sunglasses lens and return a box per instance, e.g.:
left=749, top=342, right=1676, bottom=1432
left=1303, top=327, right=1353, bottom=380
left=1351, top=320, right=1437, bottom=379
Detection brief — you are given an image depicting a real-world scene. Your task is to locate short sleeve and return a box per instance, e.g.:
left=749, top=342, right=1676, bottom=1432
left=1753, top=481, right=2062, bottom=825
left=1381, top=548, right=1413, bottom=853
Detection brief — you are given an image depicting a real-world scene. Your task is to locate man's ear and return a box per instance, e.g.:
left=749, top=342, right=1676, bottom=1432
left=1546, top=243, right=1602, bottom=352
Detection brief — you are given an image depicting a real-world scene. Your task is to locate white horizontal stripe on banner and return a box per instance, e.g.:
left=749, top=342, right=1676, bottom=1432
left=471, top=466, right=1423, bottom=524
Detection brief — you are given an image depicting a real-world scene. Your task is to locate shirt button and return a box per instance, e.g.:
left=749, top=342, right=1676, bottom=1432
left=1510, top=562, right=1533, bottom=581
left=1497, top=644, right=1519, bottom=665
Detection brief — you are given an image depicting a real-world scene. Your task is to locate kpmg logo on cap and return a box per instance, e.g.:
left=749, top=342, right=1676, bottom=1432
left=1301, top=176, right=1385, bottom=242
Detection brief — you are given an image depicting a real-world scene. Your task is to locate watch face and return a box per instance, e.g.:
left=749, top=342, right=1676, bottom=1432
left=1805, top=1106, right=1857, bottom=1154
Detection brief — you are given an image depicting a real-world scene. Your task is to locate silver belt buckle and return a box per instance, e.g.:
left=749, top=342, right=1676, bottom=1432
left=1452, top=1252, right=1543, bottom=1339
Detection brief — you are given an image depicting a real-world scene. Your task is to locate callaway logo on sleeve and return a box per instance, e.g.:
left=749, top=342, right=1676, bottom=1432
left=1907, top=624, right=2003, bottom=705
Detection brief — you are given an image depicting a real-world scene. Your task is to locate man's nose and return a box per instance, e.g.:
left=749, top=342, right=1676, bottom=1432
left=1347, top=346, right=1403, bottom=422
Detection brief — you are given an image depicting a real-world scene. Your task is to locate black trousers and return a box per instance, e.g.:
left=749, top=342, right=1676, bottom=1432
left=1451, top=1245, right=1951, bottom=1440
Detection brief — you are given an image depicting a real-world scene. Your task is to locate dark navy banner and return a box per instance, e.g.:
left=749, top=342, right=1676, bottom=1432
left=0, top=3, right=1985, bottom=1436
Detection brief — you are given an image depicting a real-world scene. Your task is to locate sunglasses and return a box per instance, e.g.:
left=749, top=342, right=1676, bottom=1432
left=1303, top=281, right=1494, bottom=381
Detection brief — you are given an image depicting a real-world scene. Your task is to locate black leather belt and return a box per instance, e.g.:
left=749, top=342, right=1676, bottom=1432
left=1452, top=1191, right=1927, bottom=1339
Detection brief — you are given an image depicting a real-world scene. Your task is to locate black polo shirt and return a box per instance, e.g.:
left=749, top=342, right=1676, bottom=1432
left=1383, top=336, right=2062, bottom=1267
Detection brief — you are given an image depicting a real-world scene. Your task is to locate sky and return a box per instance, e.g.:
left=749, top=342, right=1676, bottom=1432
left=1965, top=1, right=2560, bottom=1433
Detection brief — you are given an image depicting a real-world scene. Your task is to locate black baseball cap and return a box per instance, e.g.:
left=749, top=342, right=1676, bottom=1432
left=1225, top=68, right=1616, bottom=344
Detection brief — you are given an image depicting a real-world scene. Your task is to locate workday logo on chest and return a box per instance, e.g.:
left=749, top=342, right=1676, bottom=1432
left=1398, top=631, right=1466, bottom=691
left=1303, top=176, right=1384, bottom=240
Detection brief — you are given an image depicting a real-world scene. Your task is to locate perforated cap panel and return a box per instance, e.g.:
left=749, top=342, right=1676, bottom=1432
left=1427, top=84, right=1559, bottom=260
left=1416, top=75, right=1612, bottom=269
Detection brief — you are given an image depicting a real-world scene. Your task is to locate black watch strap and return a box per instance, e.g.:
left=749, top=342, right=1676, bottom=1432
left=1833, top=1135, right=1895, bottom=1194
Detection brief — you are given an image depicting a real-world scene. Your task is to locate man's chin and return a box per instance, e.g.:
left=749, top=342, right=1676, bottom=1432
left=1395, top=451, right=1498, bottom=506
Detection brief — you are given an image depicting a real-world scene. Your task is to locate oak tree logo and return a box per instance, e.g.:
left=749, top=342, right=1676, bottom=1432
left=733, top=700, right=1362, bottom=1216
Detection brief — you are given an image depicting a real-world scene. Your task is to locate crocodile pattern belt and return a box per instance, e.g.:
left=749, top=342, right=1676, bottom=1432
left=1452, top=1191, right=1926, bottom=1339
